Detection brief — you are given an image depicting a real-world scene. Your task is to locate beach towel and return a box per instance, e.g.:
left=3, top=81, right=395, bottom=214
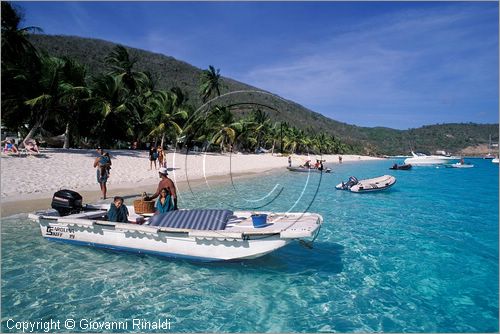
left=107, top=204, right=129, bottom=223
left=155, top=195, right=173, bottom=214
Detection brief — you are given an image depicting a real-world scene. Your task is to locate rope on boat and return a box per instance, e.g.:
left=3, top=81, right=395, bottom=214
left=298, top=220, right=322, bottom=249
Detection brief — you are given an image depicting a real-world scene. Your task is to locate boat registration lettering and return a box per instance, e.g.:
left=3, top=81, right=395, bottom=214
left=46, top=226, right=75, bottom=238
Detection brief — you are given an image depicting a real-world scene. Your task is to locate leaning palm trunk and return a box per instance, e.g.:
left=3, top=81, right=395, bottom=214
left=63, top=122, right=70, bottom=149
left=160, top=133, right=165, bottom=149
left=23, top=119, right=43, bottom=146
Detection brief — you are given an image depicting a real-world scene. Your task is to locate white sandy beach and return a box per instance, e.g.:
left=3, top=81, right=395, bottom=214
left=0, top=148, right=382, bottom=215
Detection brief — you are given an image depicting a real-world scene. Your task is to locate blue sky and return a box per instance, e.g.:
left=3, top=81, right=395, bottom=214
left=19, top=1, right=499, bottom=129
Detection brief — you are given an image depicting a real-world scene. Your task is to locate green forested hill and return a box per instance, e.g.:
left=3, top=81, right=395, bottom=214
left=28, top=34, right=498, bottom=155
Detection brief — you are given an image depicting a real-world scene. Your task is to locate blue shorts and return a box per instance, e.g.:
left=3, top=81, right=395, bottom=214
left=97, top=169, right=108, bottom=184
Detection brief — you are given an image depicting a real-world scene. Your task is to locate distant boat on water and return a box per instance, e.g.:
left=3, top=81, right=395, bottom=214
left=404, top=151, right=457, bottom=166
left=389, top=163, right=412, bottom=170
left=483, top=135, right=496, bottom=159
left=335, top=175, right=396, bottom=193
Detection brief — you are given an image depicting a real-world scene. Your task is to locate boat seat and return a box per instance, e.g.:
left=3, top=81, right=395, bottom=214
left=148, top=209, right=233, bottom=230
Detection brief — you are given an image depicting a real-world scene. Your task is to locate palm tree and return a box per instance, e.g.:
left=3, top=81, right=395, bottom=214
left=1, top=2, right=42, bottom=65
left=1, top=2, right=43, bottom=133
left=89, top=74, right=138, bottom=145
left=209, top=106, right=243, bottom=153
left=105, top=45, right=149, bottom=95
left=145, top=89, right=188, bottom=147
left=59, top=57, right=90, bottom=148
left=199, top=65, right=223, bottom=103
left=251, top=109, right=271, bottom=150
left=24, top=55, right=65, bottom=142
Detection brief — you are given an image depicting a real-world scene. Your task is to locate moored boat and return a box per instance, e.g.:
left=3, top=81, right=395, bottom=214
left=447, top=163, right=474, bottom=168
left=28, top=190, right=323, bottom=262
left=492, top=158, right=499, bottom=164
left=389, top=163, right=412, bottom=170
left=287, top=166, right=331, bottom=173
left=335, top=175, right=396, bottom=193
left=404, top=151, right=457, bottom=166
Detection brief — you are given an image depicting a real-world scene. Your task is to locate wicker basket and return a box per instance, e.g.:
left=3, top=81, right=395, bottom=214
left=133, top=199, right=155, bottom=214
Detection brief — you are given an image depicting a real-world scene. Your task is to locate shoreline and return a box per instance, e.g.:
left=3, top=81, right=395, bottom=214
left=0, top=168, right=276, bottom=217
left=0, top=149, right=383, bottom=217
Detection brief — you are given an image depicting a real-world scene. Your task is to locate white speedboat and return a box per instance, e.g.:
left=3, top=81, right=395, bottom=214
left=28, top=191, right=323, bottom=262
left=335, top=175, right=396, bottom=193
left=404, top=151, right=457, bottom=166
left=492, top=158, right=499, bottom=164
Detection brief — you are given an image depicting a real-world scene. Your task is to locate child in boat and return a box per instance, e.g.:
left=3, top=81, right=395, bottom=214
left=155, top=187, right=174, bottom=214
left=107, top=196, right=129, bottom=223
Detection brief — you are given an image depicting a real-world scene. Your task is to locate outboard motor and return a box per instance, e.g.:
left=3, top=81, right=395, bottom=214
left=51, top=189, right=83, bottom=216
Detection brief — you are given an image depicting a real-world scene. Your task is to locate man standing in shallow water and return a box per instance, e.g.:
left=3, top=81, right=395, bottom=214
left=147, top=167, right=178, bottom=210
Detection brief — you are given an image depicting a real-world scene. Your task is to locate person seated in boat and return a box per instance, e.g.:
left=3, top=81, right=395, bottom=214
left=155, top=187, right=174, bottom=214
left=107, top=196, right=129, bottom=223
left=393, top=163, right=398, bottom=169
left=459, top=158, right=465, bottom=165
left=146, top=167, right=178, bottom=210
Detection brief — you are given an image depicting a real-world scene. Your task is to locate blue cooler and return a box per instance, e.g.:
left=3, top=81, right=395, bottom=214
left=251, top=214, right=268, bottom=228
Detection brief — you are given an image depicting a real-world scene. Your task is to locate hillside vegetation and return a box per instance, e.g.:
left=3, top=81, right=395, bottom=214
left=23, top=34, right=500, bottom=155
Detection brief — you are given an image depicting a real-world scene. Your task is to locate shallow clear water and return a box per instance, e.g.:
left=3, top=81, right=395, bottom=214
left=2, top=159, right=498, bottom=332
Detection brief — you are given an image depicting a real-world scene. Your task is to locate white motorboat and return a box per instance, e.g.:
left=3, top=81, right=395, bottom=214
left=492, top=158, right=499, bottom=164
left=28, top=190, right=323, bottom=262
left=335, top=175, right=396, bottom=193
left=404, top=151, right=457, bottom=166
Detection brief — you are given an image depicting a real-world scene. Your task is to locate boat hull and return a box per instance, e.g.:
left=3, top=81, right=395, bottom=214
left=447, top=163, right=474, bottom=168
left=37, top=217, right=290, bottom=261
left=389, top=164, right=412, bottom=170
left=30, top=209, right=323, bottom=262
left=287, top=167, right=331, bottom=173
left=403, top=152, right=457, bottom=165
left=336, top=175, right=396, bottom=193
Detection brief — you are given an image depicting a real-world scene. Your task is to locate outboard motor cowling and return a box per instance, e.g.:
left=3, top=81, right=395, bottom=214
left=51, top=189, right=83, bottom=216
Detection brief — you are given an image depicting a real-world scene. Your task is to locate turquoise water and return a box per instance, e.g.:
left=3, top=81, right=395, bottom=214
left=1, top=159, right=498, bottom=332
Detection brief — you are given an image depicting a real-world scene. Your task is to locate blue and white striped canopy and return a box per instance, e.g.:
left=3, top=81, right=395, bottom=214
left=148, top=209, right=233, bottom=230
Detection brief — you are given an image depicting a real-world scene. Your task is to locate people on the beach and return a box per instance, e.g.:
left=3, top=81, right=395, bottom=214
left=157, top=146, right=165, bottom=168
left=288, top=156, right=292, bottom=167
left=107, top=196, right=129, bottom=223
left=149, top=145, right=158, bottom=170
left=155, top=187, right=174, bottom=214
left=304, top=160, right=311, bottom=168
left=3, top=139, right=19, bottom=155
left=24, top=139, right=40, bottom=155
left=94, top=148, right=112, bottom=199
left=147, top=167, right=178, bottom=210
left=339, top=155, right=343, bottom=164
